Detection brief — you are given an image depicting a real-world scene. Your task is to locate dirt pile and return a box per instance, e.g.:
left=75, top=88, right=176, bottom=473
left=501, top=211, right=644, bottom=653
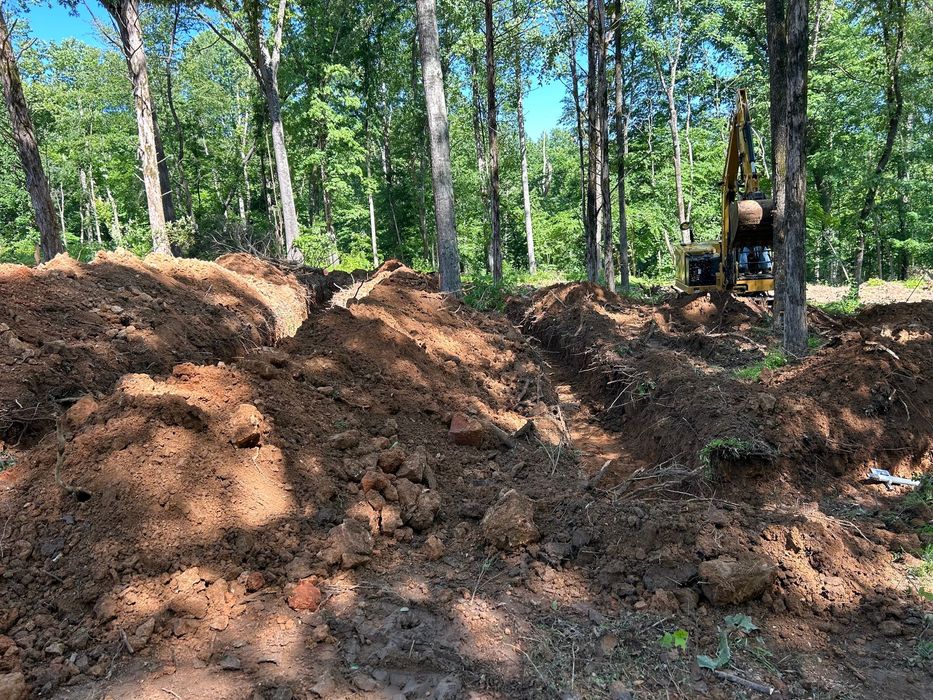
left=511, top=283, right=933, bottom=483
left=0, top=251, right=334, bottom=441
left=1, top=264, right=932, bottom=699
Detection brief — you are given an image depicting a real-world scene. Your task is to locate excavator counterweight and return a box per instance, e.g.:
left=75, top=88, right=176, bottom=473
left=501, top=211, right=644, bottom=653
left=674, top=89, right=776, bottom=295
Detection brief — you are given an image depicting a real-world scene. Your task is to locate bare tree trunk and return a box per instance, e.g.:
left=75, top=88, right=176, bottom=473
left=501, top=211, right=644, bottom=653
left=569, top=23, right=587, bottom=237
left=88, top=165, right=102, bottom=242
left=615, top=0, right=630, bottom=290
left=469, top=52, right=491, bottom=264
left=58, top=183, right=66, bottom=237
left=766, top=0, right=788, bottom=329
left=598, top=0, right=613, bottom=291
left=0, top=9, right=64, bottom=261
left=783, top=0, right=809, bottom=357
left=654, top=28, right=686, bottom=239
left=167, top=5, right=194, bottom=222
left=107, top=187, right=123, bottom=246
left=515, top=48, right=536, bottom=274
left=585, top=0, right=601, bottom=282
left=367, top=148, right=379, bottom=268
left=484, top=0, right=502, bottom=282
left=103, top=0, right=170, bottom=255
left=416, top=0, right=462, bottom=294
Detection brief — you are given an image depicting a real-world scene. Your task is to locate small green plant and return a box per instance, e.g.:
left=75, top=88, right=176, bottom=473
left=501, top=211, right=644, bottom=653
left=697, top=629, right=732, bottom=670
left=724, top=614, right=759, bottom=634
left=660, top=629, right=689, bottom=651
left=807, top=334, right=825, bottom=350
left=815, top=290, right=862, bottom=316
left=905, top=473, right=933, bottom=511
left=865, top=277, right=886, bottom=287
left=0, top=451, right=13, bottom=472
left=462, top=275, right=517, bottom=312
left=699, top=437, right=778, bottom=471
left=915, top=640, right=933, bottom=660
left=910, top=545, right=933, bottom=580
left=734, top=349, right=787, bottom=381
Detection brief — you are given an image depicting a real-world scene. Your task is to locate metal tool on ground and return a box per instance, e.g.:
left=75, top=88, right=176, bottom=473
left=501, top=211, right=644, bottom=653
left=867, top=468, right=921, bottom=490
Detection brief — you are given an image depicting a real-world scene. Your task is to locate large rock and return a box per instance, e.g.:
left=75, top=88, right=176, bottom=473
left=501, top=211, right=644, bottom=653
left=287, top=579, right=322, bottom=612
left=319, top=519, right=373, bottom=569
left=0, top=672, right=27, bottom=700
left=698, top=556, right=776, bottom=606
left=481, top=490, right=539, bottom=550
left=227, top=404, right=266, bottom=448
left=448, top=413, right=485, bottom=447
left=406, top=490, right=441, bottom=531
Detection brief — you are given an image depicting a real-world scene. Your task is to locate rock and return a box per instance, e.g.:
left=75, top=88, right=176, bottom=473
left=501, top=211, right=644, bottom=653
left=448, top=413, right=485, bottom=447
left=310, top=672, right=336, bottom=697
left=406, top=490, right=441, bottom=532
left=395, top=478, right=422, bottom=511
left=698, top=556, right=776, bottom=606
left=434, top=675, right=462, bottom=700
left=0, top=672, right=27, bottom=700
left=423, top=535, right=445, bottom=561
left=879, top=620, right=903, bottom=637
left=227, top=404, right=266, bottom=448
left=219, top=655, right=241, bottom=671
left=284, top=556, right=314, bottom=582
left=381, top=505, right=404, bottom=535
left=598, top=633, right=618, bottom=656
left=328, top=430, right=362, bottom=450
left=174, top=567, right=203, bottom=591
left=128, top=617, right=155, bottom=649
left=68, top=629, right=89, bottom=651
left=396, top=446, right=427, bottom=482
left=319, top=519, right=374, bottom=569
left=168, top=591, right=209, bottom=619
left=360, top=470, right=390, bottom=493
left=365, top=489, right=386, bottom=512
left=481, top=489, right=540, bottom=550
left=642, top=562, right=697, bottom=591
left=44, top=642, right=65, bottom=657
left=287, top=579, right=322, bottom=612
left=65, top=396, right=98, bottom=429
left=377, top=447, right=406, bottom=473
left=245, top=571, right=266, bottom=592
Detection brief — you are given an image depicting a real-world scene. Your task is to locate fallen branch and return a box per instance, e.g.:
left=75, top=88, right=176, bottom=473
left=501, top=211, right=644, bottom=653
left=712, top=670, right=774, bottom=695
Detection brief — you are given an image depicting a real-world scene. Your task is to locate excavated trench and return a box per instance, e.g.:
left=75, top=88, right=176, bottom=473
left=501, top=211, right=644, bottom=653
left=0, top=260, right=931, bottom=699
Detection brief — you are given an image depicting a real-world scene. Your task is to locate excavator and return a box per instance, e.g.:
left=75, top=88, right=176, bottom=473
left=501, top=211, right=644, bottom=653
left=674, top=89, right=775, bottom=295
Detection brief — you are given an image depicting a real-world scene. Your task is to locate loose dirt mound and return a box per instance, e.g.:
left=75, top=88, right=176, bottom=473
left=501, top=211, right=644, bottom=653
left=0, top=251, right=322, bottom=441
left=512, top=284, right=933, bottom=483
left=2, top=266, right=932, bottom=699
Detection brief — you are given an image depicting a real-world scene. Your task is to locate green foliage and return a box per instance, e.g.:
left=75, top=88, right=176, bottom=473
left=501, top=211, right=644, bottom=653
left=813, top=292, right=862, bottom=316
left=865, top=277, right=885, bottom=287
left=734, top=349, right=787, bottom=381
left=905, top=473, right=933, bottom=513
left=0, top=451, right=14, bottom=472
left=724, top=614, right=759, bottom=634
left=660, top=629, right=689, bottom=651
left=697, top=629, right=732, bottom=671
left=462, top=274, right=517, bottom=312
left=910, top=545, right=933, bottom=581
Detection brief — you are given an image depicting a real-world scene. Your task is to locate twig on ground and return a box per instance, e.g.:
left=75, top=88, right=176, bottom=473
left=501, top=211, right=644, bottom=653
left=712, top=669, right=775, bottom=695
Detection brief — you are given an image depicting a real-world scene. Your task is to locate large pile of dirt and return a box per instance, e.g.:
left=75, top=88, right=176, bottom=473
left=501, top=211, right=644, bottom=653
left=0, top=251, right=328, bottom=441
left=1, top=265, right=931, bottom=699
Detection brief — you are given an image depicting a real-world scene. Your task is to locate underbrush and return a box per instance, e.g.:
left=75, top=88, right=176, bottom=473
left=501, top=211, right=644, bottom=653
left=813, top=291, right=862, bottom=316
left=699, top=437, right=778, bottom=476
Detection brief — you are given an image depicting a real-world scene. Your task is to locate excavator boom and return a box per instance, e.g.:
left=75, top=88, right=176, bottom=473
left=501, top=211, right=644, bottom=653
left=674, top=89, right=776, bottom=295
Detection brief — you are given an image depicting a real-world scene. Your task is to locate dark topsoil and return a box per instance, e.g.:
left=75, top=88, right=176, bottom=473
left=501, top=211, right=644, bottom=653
left=0, top=257, right=930, bottom=699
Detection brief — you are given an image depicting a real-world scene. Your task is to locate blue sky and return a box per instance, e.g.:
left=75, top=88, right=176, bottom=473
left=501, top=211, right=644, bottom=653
left=28, top=2, right=565, bottom=138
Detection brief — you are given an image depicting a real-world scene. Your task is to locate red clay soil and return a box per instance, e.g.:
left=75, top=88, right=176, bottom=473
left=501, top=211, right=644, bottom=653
left=0, top=264, right=931, bottom=699
left=0, top=251, right=330, bottom=442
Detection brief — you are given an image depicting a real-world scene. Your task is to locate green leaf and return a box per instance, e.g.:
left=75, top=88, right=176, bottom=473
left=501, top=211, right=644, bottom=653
left=724, top=614, right=759, bottom=634
left=697, top=630, right=732, bottom=671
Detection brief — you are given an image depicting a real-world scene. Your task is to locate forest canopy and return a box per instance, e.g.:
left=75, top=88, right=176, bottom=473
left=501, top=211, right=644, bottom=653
left=0, top=0, right=930, bottom=287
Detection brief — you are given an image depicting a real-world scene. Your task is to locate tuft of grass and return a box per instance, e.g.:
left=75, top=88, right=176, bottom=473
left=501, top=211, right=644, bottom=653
left=865, top=277, right=886, bottom=287
left=734, top=349, right=787, bottom=381
left=906, top=473, right=933, bottom=512
left=700, top=437, right=778, bottom=472
left=814, top=291, right=862, bottom=316
left=910, top=545, right=933, bottom=581
left=0, top=451, right=13, bottom=473
left=462, top=275, right=517, bottom=312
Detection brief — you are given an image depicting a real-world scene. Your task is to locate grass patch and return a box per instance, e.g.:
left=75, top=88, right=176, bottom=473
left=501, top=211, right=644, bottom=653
left=910, top=545, right=933, bottom=581
left=813, top=291, right=862, bottom=316
left=0, top=452, right=13, bottom=473
left=905, top=473, right=933, bottom=512
left=734, top=349, right=787, bottom=381
left=700, top=437, right=778, bottom=472
left=865, top=277, right=886, bottom=287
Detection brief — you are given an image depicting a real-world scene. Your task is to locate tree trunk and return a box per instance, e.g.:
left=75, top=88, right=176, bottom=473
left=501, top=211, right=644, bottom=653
left=654, top=51, right=686, bottom=237
left=515, top=47, right=536, bottom=274
left=598, top=0, right=613, bottom=291
left=782, top=0, right=809, bottom=357
left=585, top=0, right=601, bottom=282
left=166, top=5, right=194, bottom=222
left=107, top=187, right=123, bottom=246
left=614, top=0, right=630, bottom=290
left=416, top=0, right=462, bottom=294
left=484, top=0, right=502, bottom=283
left=569, top=23, right=587, bottom=239
left=0, top=9, right=64, bottom=261
left=766, top=0, right=788, bottom=330
left=469, top=51, right=491, bottom=265
left=104, top=0, right=171, bottom=255
left=88, top=165, right=102, bottom=243
left=367, top=149, right=379, bottom=268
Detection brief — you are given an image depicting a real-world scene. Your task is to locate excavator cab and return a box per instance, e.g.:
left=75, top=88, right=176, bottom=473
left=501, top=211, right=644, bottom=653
left=674, top=89, right=775, bottom=295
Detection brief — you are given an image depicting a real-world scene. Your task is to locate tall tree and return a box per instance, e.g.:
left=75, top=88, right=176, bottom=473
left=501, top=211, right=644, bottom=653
left=101, top=0, right=172, bottom=254
left=782, top=0, right=809, bottom=356
left=584, top=0, right=602, bottom=282
left=515, top=39, right=536, bottom=274
left=484, top=0, right=502, bottom=282
left=766, top=0, right=788, bottom=330
left=416, top=0, right=461, bottom=294
left=0, top=8, right=64, bottom=261
left=198, top=0, right=301, bottom=260
left=614, top=0, right=630, bottom=290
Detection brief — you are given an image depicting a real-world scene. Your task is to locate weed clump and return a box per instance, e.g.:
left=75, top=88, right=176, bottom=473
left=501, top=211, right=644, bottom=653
left=699, top=437, right=778, bottom=473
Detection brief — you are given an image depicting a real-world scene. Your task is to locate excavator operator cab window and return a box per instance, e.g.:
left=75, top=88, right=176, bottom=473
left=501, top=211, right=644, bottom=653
left=687, top=253, right=720, bottom=287
left=748, top=245, right=773, bottom=275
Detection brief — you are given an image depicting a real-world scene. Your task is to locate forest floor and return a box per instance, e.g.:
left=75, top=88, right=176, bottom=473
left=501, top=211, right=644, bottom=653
left=0, top=252, right=931, bottom=700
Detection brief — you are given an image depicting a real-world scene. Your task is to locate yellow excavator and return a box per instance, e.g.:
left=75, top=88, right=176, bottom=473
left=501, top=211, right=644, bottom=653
left=674, top=89, right=775, bottom=295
